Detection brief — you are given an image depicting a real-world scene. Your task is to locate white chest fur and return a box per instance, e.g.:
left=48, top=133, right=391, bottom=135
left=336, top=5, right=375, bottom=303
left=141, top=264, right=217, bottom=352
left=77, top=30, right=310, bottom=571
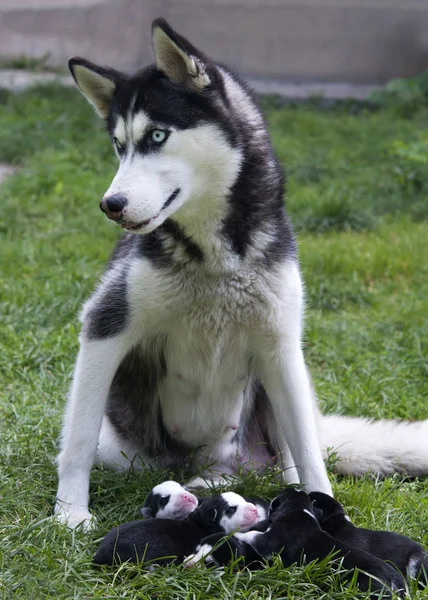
left=128, top=259, right=272, bottom=449
left=158, top=321, right=249, bottom=446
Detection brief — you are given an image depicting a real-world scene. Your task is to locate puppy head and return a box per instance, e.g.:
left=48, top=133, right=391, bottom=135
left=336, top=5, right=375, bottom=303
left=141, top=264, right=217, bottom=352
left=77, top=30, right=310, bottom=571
left=269, top=488, right=317, bottom=522
left=198, top=492, right=260, bottom=533
left=309, top=492, right=347, bottom=525
left=140, top=480, right=198, bottom=519
left=245, top=497, right=269, bottom=522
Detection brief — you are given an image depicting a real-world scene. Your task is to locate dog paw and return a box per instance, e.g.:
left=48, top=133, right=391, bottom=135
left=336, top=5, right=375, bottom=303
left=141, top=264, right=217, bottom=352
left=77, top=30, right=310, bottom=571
left=54, top=503, right=95, bottom=531
left=186, top=476, right=211, bottom=490
left=186, top=475, right=229, bottom=490
left=183, top=553, right=198, bottom=568
left=183, top=544, right=214, bottom=568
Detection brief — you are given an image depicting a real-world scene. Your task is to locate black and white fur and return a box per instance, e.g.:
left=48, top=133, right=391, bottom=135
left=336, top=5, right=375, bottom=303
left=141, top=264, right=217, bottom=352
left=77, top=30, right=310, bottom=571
left=242, top=496, right=269, bottom=524
left=185, top=510, right=269, bottom=569
left=140, top=481, right=270, bottom=523
left=310, top=491, right=428, bottom=586
left=55, top=17, right=428, bottom=529
left=184, top=531, right=265, bottom=570
left=234, top=489, right=407, bottom=599
left=140, top=480, right=198, bottom=519
left=93, top=491, right=260, bottom=566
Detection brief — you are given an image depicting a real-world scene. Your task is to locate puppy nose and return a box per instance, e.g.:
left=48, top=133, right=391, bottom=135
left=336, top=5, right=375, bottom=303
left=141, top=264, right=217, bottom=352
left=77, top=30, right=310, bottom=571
left=100, top=194, right=127, bottom=220
left=244, top=504, right=258, bottom=516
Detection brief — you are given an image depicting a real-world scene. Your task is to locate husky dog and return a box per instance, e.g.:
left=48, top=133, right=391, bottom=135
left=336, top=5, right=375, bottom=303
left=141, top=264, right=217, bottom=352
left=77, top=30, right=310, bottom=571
left=55, top=18, right=428, bottom=529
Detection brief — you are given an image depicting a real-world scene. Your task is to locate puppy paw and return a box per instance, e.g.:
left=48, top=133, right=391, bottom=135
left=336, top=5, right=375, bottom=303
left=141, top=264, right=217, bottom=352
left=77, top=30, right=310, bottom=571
left=183, top=553, right=198, bottom=568
left=183, top=544, right=214, bottom=568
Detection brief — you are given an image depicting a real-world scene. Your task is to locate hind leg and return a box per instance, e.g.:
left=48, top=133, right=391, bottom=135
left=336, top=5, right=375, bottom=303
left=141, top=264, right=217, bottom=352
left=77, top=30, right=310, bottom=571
left=244, top=387, right=300, bottom=485
left=96, top=415, right=154, bottom=471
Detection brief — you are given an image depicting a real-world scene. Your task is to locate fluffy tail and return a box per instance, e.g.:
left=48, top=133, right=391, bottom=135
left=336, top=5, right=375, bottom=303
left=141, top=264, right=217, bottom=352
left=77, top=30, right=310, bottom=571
left=319, top=415, right=428, bottom=477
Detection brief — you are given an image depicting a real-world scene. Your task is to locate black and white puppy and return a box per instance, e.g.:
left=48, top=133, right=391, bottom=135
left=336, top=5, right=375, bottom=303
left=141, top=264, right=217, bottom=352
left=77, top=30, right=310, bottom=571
left=185, top=510, right=270, bottom=569
left=310, top=491, right=428, bottom=585
left=234, top=489, right=406, bottom=599
left=94, top=492, right=260, bottom=566
left=140, top=480, right=270, bottom=523
left=140, top=480, right=199, bottom=519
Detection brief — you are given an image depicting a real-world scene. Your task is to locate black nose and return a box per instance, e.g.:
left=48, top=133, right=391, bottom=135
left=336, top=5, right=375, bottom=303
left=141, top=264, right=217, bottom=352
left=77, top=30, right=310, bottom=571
left=100, top=194, right=127, bottom=221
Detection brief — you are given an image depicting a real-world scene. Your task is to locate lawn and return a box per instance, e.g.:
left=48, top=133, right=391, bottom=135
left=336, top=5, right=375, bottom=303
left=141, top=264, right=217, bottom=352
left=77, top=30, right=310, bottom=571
left=0, top=83, right=428, bottom=599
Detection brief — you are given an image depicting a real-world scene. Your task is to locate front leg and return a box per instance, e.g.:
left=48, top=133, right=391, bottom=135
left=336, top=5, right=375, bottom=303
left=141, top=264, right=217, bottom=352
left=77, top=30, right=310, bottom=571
left=254, top=262, right=332, bottom=495
left=55, top=332, right=133, bottom=528
left=260, top=349, right=331, bottom=494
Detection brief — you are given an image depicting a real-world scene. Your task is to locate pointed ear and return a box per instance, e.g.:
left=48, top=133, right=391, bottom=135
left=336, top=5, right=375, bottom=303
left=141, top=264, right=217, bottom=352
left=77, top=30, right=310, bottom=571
left=140, top=507, right=153, bottom=519
left=152, top=18, right=211, bottom=92
left=68, top=57, right=123, bottom=118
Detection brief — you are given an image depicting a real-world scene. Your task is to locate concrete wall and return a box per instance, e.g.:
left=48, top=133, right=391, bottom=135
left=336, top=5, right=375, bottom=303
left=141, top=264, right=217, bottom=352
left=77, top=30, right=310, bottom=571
left=2, top=0, right=428, bottom=84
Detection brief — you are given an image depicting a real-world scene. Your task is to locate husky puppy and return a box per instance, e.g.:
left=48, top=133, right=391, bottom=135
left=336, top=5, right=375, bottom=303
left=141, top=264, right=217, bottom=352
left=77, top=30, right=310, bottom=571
left=310, top=491, right=428, bottom=585
left=93, top=492, right=260, bottom=566
left=140, top=480, right=198, bottom=519
left=185, top=511, right=269, bottom=569
left=140, top=481, right=270, bottom=523
left=234, top=489, right=406, bottom=599
left=55, top=17, right=428, bottom=530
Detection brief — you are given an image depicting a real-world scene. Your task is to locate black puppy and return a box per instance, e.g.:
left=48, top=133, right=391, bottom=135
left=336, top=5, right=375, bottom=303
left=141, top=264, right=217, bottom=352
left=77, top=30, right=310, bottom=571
left=310, top=491, right=428, bottom=585
left=234, top=489, right=406, bottom=599
left=94, top=492, right=261, bottom=566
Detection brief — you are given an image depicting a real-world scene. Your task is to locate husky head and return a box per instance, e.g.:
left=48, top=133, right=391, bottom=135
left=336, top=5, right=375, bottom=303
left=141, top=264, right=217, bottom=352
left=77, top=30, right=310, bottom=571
left=68, top=19, right=266, bottom=236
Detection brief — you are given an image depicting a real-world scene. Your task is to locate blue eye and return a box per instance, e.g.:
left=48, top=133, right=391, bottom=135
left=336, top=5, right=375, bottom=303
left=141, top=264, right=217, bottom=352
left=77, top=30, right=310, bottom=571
left=151, top=129, right=167, bottom=143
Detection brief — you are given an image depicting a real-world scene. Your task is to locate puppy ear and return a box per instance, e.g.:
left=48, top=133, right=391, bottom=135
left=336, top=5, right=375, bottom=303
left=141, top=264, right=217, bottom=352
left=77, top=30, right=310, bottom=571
left=208, top=508, right=218, bottom=523
left=269, top=496, right=281, bottom=513
left=68, top=57, right=123, bottom=118
left=140, top=507, right=153, bottom=519
left=312, top=505, right=323, bottom=520
left=152, top=18, right=211, bottom=92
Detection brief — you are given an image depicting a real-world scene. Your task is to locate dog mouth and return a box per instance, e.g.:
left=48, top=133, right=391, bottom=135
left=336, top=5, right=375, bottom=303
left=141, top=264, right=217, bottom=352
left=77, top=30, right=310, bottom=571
left=120, top=188, right=181, bottom=231
left=121, top=216, right=158, bottom=231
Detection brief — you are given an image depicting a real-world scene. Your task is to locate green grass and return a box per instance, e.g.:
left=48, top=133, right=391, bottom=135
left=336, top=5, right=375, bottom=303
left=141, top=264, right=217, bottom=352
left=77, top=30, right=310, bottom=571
left=1, top=84, right=428, bottom=599
left=0, top=52, right=65, bottom=73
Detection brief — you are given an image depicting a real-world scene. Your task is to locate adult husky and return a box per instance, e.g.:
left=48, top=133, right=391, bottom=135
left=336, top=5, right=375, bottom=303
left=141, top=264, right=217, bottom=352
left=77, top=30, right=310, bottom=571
left=55, top=19, right=428, bottom=528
